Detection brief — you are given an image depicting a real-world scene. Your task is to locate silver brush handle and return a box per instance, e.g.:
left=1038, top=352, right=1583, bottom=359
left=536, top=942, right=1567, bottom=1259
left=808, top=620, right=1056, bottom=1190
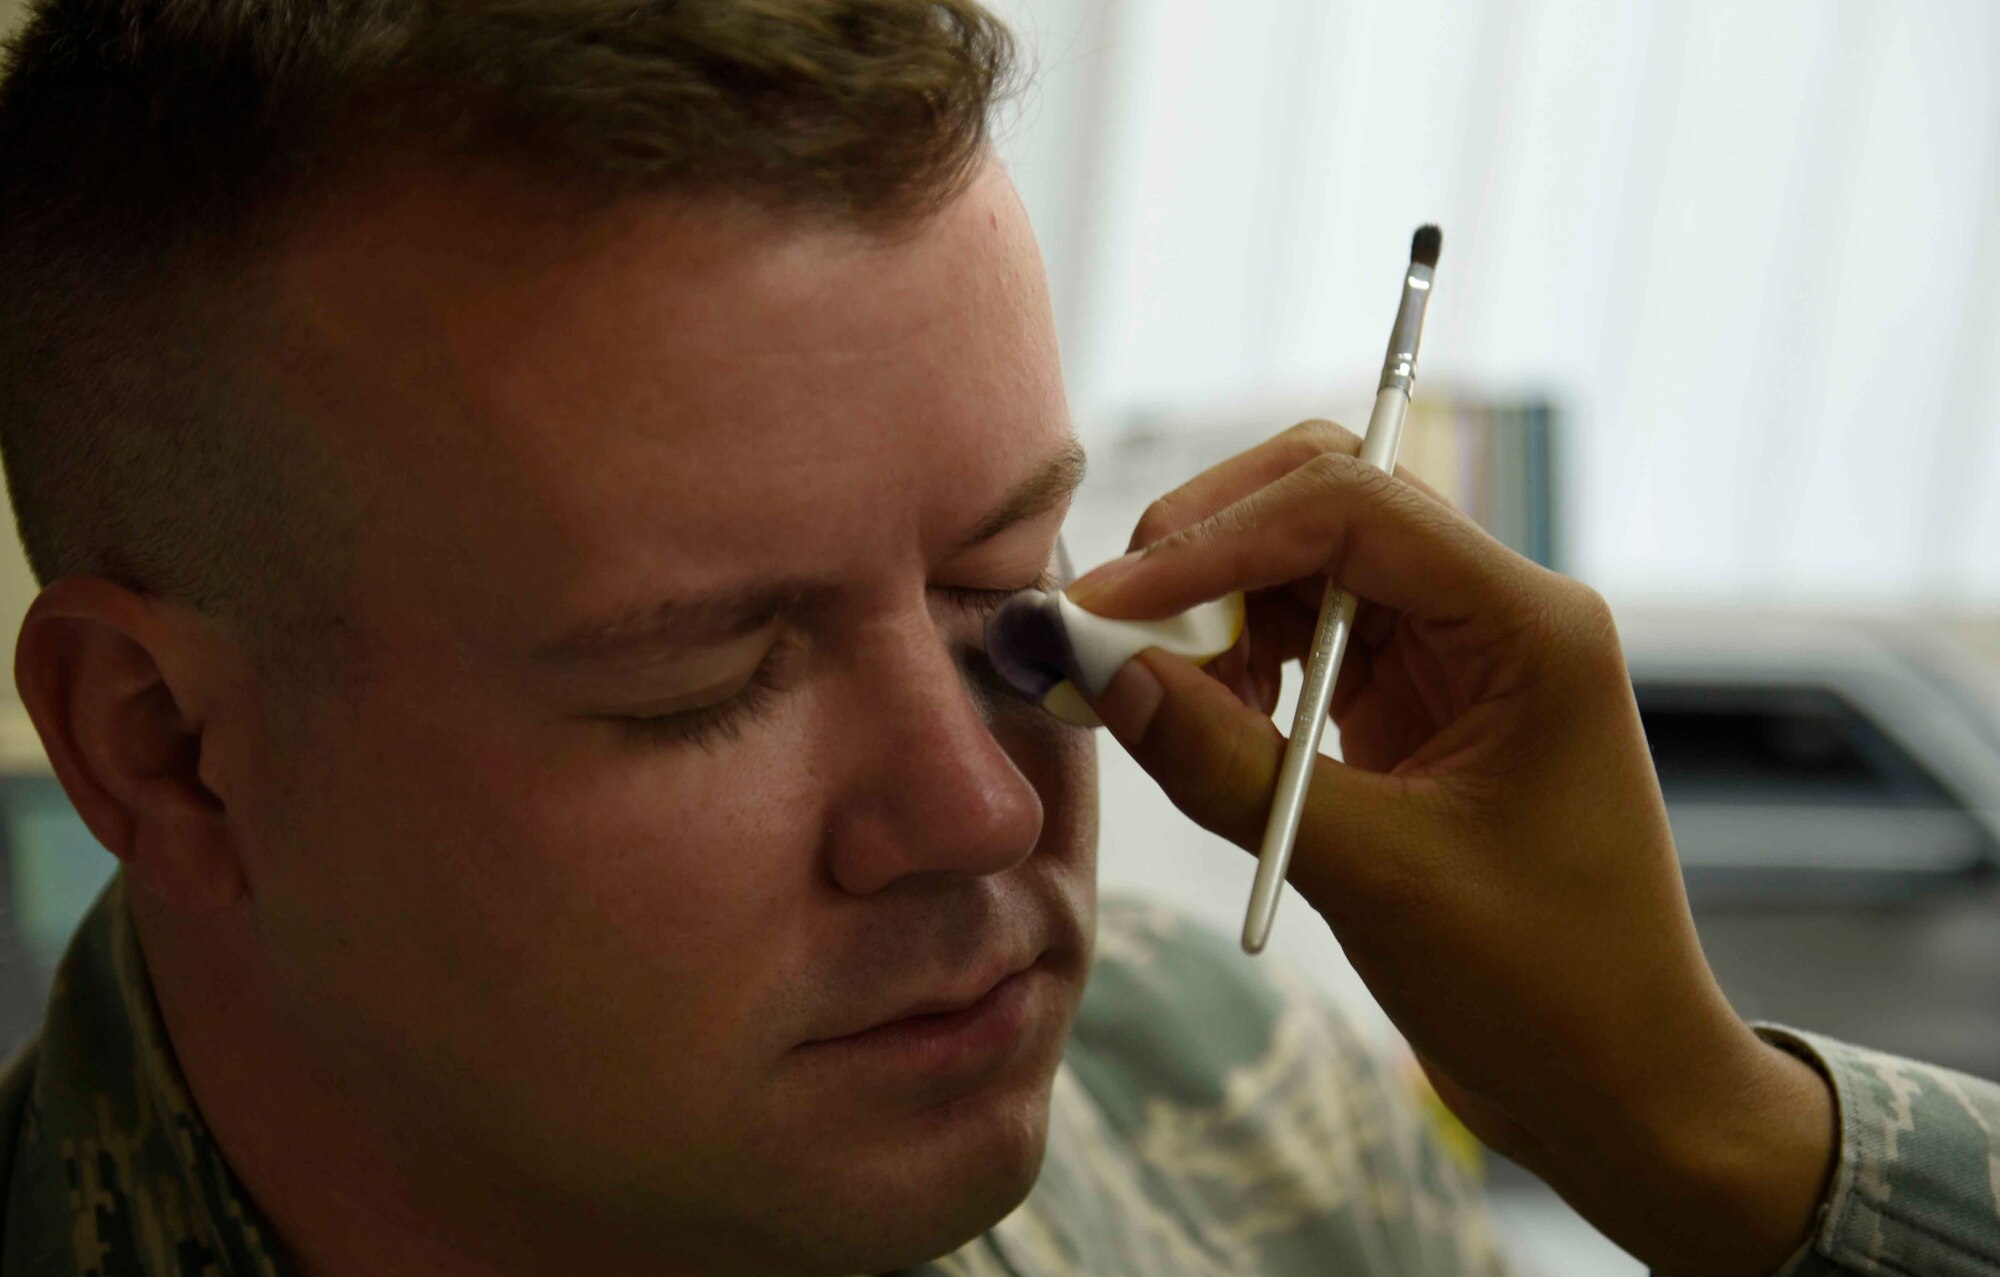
left=1241, top=387, right=1409, bottom=953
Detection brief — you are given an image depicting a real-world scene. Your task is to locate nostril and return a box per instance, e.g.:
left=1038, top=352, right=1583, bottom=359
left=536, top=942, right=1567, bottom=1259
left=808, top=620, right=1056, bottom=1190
left=983, top=590, right=1078, bottom=702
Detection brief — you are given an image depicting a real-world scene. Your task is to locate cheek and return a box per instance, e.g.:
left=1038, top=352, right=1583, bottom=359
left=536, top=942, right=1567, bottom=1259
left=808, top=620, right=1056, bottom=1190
left=533, top=742, right=818, bottom=932
left=258, top=681, right=828, bottom=1043
left=446, top=722, right=827, bottom=999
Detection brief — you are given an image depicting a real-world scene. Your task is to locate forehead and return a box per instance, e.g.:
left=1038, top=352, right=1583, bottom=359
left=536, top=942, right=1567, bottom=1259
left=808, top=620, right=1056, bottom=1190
left=262, top=156, right=1067, bottom=636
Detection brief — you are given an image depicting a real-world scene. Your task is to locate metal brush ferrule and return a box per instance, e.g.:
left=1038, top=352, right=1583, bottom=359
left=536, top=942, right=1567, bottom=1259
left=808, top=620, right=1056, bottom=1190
left=1376, top=261, right=1435, bottom=394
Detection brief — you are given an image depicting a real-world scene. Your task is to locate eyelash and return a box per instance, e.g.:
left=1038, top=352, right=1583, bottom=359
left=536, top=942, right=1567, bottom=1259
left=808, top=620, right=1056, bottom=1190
left=613, top=571, right=1058, bottom=751
left=931, top=584, right=1028, bottom=611
left=612, top=638, right=797, bottom=751
left=933, top=567, right=1059, bottom=613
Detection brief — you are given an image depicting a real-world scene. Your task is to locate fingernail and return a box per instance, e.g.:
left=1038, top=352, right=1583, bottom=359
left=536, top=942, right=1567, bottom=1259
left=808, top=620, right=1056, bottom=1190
left=1092, top=655, right=1163, bottom=740
left=1065, top=550, right=1144, bottom=607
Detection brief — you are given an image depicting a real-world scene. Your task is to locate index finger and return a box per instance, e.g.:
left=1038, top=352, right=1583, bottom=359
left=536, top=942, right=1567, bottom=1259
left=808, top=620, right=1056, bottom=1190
left=1124, top=418, right=1456, bottom=554
left=1068, top=450, right=1540, bottom=631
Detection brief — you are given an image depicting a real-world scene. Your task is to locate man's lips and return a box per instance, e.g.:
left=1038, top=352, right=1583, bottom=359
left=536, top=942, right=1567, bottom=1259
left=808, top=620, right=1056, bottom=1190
left=808, top=951, right=1042, bottom=1044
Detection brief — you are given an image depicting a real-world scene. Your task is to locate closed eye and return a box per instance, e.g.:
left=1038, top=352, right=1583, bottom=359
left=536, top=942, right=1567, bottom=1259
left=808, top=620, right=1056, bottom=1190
left=607, top=632, right=802, bottom=751
left=613, top=573, right=1062, bottom=750
left=931, top=569, right=1058, bottom=614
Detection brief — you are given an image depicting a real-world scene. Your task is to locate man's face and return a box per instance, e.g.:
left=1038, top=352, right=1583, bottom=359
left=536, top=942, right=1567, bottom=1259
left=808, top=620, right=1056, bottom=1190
left=236, top=157, right=1096, bottom=1271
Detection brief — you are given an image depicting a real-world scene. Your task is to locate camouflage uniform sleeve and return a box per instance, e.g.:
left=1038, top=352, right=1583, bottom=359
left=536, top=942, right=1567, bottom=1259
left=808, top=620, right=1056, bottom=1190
left=1755, top=1026, right=2000, bottom=1277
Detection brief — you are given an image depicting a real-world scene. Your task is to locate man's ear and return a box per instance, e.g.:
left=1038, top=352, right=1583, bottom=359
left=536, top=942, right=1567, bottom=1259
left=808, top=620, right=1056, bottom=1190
left=13, top=576, right=245, bottom=910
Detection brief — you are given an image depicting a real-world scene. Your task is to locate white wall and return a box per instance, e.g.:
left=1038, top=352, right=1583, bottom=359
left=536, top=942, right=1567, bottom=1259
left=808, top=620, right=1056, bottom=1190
left=997, top=0, right=2000, bottom=608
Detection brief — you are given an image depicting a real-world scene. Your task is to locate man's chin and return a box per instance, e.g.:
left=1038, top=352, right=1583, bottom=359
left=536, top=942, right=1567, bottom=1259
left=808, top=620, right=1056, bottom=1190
left=736, top=966, right=1081, bottom=1270
left=795, top=1080, right=1055, bottom=1273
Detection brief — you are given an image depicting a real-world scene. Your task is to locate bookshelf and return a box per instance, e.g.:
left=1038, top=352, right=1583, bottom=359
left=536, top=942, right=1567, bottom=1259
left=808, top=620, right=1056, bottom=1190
left=1095, top=391, right=1563, bottom=570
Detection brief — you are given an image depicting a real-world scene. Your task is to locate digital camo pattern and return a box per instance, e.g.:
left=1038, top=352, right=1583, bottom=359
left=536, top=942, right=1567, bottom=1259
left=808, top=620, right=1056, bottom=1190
left=1762, top=1027, right=2000, bottom=1277
left=0, top=875, right=284, bottom=1276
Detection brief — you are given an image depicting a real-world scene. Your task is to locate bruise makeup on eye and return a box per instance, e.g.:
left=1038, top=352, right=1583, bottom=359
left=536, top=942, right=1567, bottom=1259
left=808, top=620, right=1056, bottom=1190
left=982, top=576, right=1245, bottom=727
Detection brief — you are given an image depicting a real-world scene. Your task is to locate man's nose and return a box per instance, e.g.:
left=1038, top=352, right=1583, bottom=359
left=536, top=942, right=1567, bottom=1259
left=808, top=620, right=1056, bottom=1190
left=819, top=623, right=1046, bottom=896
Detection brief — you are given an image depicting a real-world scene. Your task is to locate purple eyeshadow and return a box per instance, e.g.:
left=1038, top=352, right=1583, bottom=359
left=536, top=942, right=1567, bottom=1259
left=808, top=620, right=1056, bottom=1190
left=983, top=590, right=1078, bottom=701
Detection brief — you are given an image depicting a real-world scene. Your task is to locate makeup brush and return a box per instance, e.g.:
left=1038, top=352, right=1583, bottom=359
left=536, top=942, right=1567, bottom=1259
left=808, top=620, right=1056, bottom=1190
left=1242, top=224, right=1441, bottom=954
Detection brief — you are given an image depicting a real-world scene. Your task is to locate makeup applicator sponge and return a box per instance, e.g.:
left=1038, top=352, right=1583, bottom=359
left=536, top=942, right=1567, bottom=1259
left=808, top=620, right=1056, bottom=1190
left=985, top=587, right=1245, bottom=727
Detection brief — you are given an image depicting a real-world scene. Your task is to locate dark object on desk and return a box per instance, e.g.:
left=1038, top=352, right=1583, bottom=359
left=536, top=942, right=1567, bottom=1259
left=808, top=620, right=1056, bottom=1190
left=1624, top=611, right=2000, bottom=1079
left=1626, top=614, right=2000, bottom=900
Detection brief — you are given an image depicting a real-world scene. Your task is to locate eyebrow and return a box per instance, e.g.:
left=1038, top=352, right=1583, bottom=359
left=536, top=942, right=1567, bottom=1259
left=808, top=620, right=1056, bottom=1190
left=949, top=436, right=1088, bottom=554
left=533, top=438, right=1089, bottom=665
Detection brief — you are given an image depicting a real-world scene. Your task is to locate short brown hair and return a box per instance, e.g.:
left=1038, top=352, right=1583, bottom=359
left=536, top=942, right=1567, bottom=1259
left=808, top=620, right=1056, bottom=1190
left=0, top=0, right=1016, bottom=627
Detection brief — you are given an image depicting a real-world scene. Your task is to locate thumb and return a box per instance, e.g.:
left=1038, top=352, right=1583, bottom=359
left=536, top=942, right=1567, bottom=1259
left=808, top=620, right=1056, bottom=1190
left=1089, top=647, right=1428, bottom=911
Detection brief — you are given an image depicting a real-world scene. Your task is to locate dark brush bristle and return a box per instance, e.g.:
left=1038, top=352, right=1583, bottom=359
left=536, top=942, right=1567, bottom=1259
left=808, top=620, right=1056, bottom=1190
left=1411, top=224, right=1442, bottom=268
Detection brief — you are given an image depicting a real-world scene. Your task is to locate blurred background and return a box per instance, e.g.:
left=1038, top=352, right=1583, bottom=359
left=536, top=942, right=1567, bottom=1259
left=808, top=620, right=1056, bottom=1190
left=1, top=1, right=1997, bottom=1272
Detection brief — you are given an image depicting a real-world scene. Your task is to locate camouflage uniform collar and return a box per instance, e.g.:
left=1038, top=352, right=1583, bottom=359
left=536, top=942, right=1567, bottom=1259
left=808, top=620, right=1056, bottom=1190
left=10, top=871, right=291, bottom=1275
